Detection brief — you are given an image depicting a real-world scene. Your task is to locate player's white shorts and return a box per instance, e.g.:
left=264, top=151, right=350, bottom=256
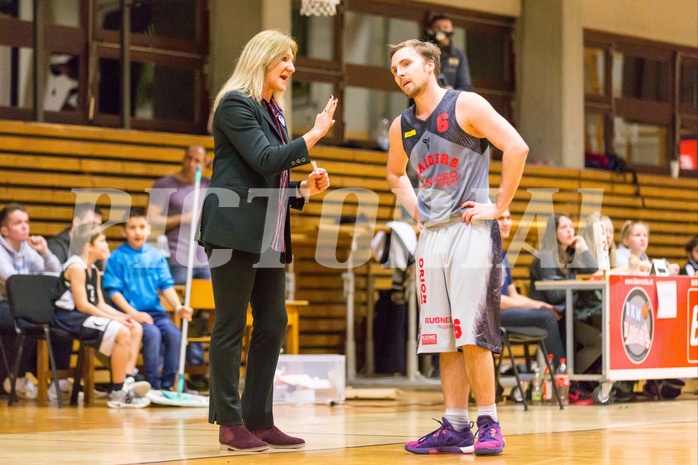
left=415, top=214, right=502, bottom=354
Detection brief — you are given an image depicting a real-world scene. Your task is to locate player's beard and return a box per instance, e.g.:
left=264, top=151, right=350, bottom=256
left=403, top=64, right=431, bottom=99
left=403, top=81, right=422, bottom=99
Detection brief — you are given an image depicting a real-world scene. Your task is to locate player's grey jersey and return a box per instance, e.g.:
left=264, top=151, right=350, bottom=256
left=401, top=89, right=491, bottom=224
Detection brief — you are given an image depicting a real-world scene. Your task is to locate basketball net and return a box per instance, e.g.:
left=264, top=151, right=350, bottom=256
left=300, top=0, right=340, bottom=16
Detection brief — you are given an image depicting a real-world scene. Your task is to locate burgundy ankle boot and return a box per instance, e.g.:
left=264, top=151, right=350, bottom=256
left=248, top=425, right=305, bottom=449
left=219, top=424, right=269, bottom=452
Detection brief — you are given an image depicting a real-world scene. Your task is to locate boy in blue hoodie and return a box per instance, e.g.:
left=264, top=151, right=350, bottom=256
left=104, top=207, right=192, bottom=390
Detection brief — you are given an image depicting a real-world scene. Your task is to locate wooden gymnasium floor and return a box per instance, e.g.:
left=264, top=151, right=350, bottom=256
left=1, top=381, right=696, bottom=465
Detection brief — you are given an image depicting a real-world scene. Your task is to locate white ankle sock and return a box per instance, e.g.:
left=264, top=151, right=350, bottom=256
left=477, top=404, right=498, bottom=422
left=444, top=408, right=470, bottom=431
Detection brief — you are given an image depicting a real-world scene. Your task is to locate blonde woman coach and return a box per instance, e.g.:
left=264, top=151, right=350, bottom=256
left=199, top=30, right=337, bottom=452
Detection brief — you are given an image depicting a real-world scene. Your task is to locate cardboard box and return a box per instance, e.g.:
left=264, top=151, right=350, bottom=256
left=273, top=354, right=346, bottom=404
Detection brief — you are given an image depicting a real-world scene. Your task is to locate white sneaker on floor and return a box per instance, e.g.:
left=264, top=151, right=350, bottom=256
left=124, top=377, right=151, bottom=397
left=3, top=376, right=38, bottom=400
left=59, top=378, right=74, bottom=392
left=107, top=389, right=151, bottom=408
left=48, top=378, right=74, bottom=401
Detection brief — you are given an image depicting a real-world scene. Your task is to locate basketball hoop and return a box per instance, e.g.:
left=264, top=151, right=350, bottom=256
left=300, top=0, right=340, bottom=16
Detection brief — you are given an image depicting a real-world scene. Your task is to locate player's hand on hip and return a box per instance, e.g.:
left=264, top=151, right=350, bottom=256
left=459, top=201, right=499, bottom=224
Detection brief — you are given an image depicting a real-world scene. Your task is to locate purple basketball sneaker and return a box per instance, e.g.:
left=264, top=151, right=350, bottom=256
left=404, top=417, right=474, bottom=454
left=474, top=415, right=505, bottom=456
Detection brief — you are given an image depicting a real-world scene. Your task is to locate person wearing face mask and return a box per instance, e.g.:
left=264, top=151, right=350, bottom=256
left=424, top=12, right=471, bottom=91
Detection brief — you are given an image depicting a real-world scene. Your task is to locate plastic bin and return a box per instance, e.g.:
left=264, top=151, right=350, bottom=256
left=273, top=354, right=346, bottom=404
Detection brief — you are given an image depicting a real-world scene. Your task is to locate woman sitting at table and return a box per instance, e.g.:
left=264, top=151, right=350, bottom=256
left=611, top=220, right=684, bottom=400
left=581, top=213, right=638, bottom=401
left=614, top=220, right=680, bottom=276
left=528, top=213, right=599, bottom=380
left=497, top=210, right=566, bottom=368
left=581, top=212, right=617, bottom=269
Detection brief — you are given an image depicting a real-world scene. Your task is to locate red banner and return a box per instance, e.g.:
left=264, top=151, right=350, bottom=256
left=608, top=275, right=698, bottom=373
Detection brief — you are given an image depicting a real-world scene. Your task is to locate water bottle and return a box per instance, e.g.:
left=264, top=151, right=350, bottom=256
left=531, top=368, right=543, bottom=405
left=542, top=353, right=554, bottom=403
left=555, top=357, right=570, bottom=405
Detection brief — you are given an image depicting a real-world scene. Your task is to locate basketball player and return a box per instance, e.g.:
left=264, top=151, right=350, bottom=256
left=386, top=39, right=528, bottom=456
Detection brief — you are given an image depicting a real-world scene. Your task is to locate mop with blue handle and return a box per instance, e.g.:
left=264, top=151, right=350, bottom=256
left=150, top=165, right=208, bottom=407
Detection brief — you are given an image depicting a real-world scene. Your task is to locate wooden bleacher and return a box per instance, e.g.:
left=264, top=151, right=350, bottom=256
left=1, top=120, right=696, bottom=364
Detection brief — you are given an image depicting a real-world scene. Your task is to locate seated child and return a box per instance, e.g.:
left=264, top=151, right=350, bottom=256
left=53, top=224, right=150, bottom=408
left=103, top=207, right=192, bottom=391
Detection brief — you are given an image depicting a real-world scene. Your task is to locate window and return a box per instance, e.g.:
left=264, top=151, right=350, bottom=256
left=291, top=0, right=516, bottom=147
left=612, top=117, right=667, bottom=167
left=0, top=1, right=35, bottom=119
left=584, top=47, right=606, bottom=97
left=585, top=112, right=606, bottom=155
left=0, top=0, right=209, bottom=133
left=584, top=31, right=696, bottom=174
left=678, top=55, right=697, bottom=172
left=91, top=0, right=208, bottom=132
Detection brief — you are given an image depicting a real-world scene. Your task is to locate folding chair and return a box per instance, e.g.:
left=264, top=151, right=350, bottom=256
left=496, top=326, right=563, bottom=411
left=0, top=329, right=11, bottom=386
left=6, top=274, right=89, bottom=407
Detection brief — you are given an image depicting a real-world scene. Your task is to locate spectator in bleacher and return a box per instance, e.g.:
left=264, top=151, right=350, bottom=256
left=103, top=207, right=192, bottom=391
left=150, top=145, right=212, bottom=391
left=580, top=212, right=617, bottom=270
left=200, top=30, right=333, bottom=452
left=48, top=203, right=104, bottom=267
left=611, top=221, right=685, bottom=400
left=680, top=235, right=698, bottom=276
left=52, top=224, right=150, bottom=408
left=47, top=203, right=107, bottom=394
left=578, top=212, right=635, bottom=402
left=529, top=213, right=600, bottom=383
left=0, top=203, right=61, bottom=399
left=529, top=213, right=599, bottom=313
left=424, top=12, right=471, bottom=91
left=579, top=212, right=615, bottom=313
left=614, top=220, right=649, bottom=270
left=615, top=220, right=680, bottom=275
left=498, top=210, right=565, bottom=367
left=600, top=215, right=617, bottom=268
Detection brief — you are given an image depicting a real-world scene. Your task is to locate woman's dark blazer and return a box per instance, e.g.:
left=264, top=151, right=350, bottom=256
left=199, top=91, right=310, bottom=264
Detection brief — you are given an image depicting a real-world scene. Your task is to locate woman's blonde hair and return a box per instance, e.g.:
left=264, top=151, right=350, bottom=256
left=582, top=212, right=618, bottom=266
left=213, top=30, right=298, bottom=112
left=619, top=220, right=649, bottom=244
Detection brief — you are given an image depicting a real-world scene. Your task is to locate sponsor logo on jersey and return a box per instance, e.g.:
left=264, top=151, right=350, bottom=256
left=421, top=334, right=437, bottom=345
left=404, top=129, right=417, bottom=138
left=425, top=316, right=452, bottom=324
left=416, top=153, right=459, bottom=176
left=418, top=258, right=427, bottom=304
